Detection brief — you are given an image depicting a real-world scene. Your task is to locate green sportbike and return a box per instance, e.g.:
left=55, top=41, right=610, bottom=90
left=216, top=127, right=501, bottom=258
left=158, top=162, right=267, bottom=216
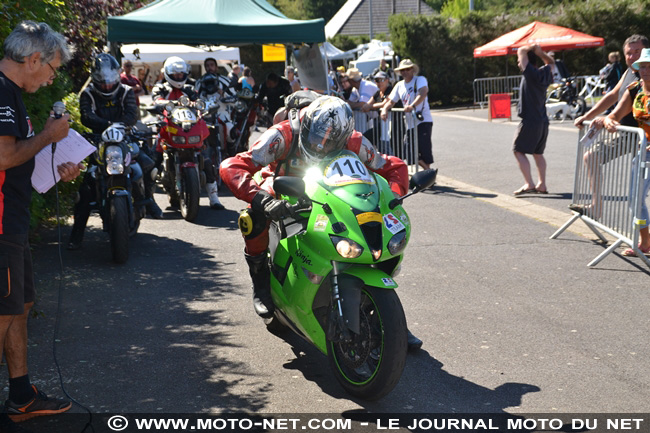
left=265, top=150, right=437, bottom=400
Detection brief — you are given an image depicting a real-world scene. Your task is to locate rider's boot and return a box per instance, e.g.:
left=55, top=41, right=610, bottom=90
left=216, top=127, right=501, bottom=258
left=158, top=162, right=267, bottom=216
left=144, top=175, right=163, bottom=219
left=206, top=181, right=225, bottom=210
left=407, top=329, right=423, bottom=352
left=245, top=252, right=274, bottom=318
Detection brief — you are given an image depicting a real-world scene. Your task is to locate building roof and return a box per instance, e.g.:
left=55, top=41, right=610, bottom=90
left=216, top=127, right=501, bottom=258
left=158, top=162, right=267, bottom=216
left=325, top=0, right=434, bottom=39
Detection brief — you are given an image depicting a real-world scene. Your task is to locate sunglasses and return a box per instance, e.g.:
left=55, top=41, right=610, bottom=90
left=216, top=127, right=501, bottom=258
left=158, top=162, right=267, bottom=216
left=374, top=78, right=385, bottom=82
left=46, top=62, right=58, bottom=79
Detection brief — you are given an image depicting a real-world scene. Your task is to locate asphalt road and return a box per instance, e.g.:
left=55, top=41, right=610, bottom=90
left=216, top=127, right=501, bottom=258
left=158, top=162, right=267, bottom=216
left=12, top=109, right=650, bottom=430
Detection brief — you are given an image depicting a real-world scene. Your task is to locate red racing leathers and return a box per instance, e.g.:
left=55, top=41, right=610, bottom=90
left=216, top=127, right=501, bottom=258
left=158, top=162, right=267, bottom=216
left=220, top=120, right=409, bottom=255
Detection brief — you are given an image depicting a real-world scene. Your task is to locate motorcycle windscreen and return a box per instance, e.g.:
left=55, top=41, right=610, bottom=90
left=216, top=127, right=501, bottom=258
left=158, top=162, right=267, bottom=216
left=317, top=150, right=379, bottom=212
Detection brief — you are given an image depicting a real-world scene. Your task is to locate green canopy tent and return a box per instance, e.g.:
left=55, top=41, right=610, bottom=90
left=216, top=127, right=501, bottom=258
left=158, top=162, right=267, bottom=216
left=107, top=0, right=325, bottom=45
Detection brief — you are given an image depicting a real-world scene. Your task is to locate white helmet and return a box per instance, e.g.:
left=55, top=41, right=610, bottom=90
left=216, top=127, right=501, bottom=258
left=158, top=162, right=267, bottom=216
left=163, top=56, right=190, bottom=89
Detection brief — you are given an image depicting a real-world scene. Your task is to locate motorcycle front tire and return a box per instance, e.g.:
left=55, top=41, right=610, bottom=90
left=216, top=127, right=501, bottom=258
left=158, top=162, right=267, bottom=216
left=327, top=286, right=407, bottom=401
left=110, top=195, right=130, bottom=264
left=569, top=96, right=587, bottom=118
left=180, top=167, right=200, bottom=222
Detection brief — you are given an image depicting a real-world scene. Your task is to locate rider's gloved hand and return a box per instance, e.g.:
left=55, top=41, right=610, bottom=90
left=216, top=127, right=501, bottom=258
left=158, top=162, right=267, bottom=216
left=252, top=190, right=295, bottom=221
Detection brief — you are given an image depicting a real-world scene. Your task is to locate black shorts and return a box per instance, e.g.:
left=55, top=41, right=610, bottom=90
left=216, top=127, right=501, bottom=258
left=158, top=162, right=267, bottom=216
left=513, top=120, right=549, bottom=155
left=0, top=234, right=35, bottom=315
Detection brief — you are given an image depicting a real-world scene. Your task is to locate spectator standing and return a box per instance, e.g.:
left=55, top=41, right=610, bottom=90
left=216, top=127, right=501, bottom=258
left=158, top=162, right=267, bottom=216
left=575, top=35, right=649, bottom=129
left=600, top=51, right=624, bottom=94
left=120, top=60, right=143, bottom=106
left=367, top=71, right=394, bottom=154
left=511, top=45, right=554, bottom=196
left=285, top=66, right=301, bottom=92
left=257, top=72, right=292, bottom=119
left=137, top=65, right=150, bottom=95
left=0, top=20, right=82, bottom=430
left=228, top=64, right=241, bottom=90
left=239, top=66, right=255, bottom=92
left=345, top=68, right=379, bottom=138
left=570, top=35, right=649, bottom=217
left=380, top=59, right=434, bottom=170
left=548, top=51, right=569, bottom=84
left=602, top=48, right=650, bottom=256
left=372, top=58, right=396, bottom=85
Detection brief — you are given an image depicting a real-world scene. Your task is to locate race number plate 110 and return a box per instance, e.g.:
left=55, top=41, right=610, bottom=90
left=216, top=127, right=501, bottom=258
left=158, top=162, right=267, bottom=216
left=323, top=155, right=375, bottom=187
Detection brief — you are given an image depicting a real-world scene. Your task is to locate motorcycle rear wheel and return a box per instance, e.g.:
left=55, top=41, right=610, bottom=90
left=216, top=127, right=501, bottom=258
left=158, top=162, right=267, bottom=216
left=327, top=286, right=407, bottom=400
left=110, top=196, right=130, bottom=264
left=180, top=167, right=200, bottom=222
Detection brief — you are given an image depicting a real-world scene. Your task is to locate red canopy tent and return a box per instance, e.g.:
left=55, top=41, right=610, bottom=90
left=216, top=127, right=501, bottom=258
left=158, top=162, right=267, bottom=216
left=473, top=21, right=604, bottom=58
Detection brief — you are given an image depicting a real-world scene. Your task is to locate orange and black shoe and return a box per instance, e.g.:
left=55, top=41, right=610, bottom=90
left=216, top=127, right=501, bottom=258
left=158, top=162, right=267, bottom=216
left=5, top=386, right=71, bottom=422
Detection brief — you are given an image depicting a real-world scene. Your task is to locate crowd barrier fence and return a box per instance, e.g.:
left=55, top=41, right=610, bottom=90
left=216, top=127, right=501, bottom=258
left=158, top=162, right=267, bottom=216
left=472, top=75, right=602, bottom=108
left=352, top=108, right=420, bottom=175
left=550, top=121, right=649, bottom=268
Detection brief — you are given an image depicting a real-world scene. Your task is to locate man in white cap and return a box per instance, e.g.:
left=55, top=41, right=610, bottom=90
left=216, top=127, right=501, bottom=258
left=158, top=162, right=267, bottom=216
left=380, top=59, right=434, bottom=170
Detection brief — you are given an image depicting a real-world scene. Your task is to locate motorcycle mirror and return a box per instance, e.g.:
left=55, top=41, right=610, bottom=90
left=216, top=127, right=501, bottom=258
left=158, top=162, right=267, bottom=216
left=274, top=176, right=306, bottom=198
left=409, top=169, right=437, bottom=193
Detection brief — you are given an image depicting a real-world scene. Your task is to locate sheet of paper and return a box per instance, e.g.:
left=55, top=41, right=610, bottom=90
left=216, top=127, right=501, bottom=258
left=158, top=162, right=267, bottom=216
left=31, top=129, right=96, bottom=194
left=579, top=122, right=604, bottom=149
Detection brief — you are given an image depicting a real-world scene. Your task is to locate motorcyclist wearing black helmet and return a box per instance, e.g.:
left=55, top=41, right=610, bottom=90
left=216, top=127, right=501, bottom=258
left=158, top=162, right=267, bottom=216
left=68, top=53, right=163, bottom=250
left=152, top=56, right=224, bottom=210
left=220, top=96, right=423, bottom=351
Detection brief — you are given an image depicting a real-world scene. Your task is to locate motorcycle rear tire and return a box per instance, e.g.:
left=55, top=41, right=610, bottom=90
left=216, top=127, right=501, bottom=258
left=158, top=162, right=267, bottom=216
left=180, top=167, right=200, bottom=222
left=327, top=286, right=407, bottom=400
left=110, top=196, right=130, bottom=264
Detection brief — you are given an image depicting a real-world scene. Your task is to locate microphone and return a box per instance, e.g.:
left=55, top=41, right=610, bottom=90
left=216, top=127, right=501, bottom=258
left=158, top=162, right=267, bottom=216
left=51, top=101, right=65, bottom=153
left=52, top=101, right=65, bottom=119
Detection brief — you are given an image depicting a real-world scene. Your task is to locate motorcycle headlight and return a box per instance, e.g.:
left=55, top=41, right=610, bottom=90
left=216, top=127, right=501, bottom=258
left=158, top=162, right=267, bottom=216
left=331, top=236, right=364, bottom=259
left=105, top=145, right=124, bottom=174
left=172, top=136, right=186, bottom=144
left=235, top=101, right=246, bottom=113
left=194, top=99, right=206, bottom=111
left=164, top=102, right=175, bottom=113
left=188, top=135, right=201, bottom=144
left=178, top=95, right=190, bottom=107
left=387, top=230, right=407, bottom=256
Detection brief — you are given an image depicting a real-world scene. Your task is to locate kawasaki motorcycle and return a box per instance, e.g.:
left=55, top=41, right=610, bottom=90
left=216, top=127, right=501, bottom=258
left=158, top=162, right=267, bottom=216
left=261, top=150, right=437, bottom=400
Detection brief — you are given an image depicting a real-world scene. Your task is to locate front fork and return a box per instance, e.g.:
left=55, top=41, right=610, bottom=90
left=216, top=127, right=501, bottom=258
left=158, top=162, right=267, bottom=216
left=327, top=262, right=354, bottom=343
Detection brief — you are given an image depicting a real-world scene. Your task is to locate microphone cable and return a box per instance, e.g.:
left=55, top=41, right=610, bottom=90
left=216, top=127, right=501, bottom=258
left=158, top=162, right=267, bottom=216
left=50, top=139, right=95, bottom=433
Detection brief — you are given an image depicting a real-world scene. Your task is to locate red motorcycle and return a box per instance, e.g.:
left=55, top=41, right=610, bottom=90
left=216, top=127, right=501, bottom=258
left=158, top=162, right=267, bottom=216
left=156, top=95, right=209, bottom=221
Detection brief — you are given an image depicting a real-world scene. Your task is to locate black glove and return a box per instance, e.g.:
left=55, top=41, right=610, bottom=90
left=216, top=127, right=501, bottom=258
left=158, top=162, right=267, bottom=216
left=252, top=191, right=295, bottom=221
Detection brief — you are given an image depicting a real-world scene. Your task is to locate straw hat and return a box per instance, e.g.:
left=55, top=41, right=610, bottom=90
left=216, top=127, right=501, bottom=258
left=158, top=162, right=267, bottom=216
left=632, top=48, right=650, bottom=70
left=394, top=59, right=419, bottom=75
left=346, top=68, right=363, bottom=81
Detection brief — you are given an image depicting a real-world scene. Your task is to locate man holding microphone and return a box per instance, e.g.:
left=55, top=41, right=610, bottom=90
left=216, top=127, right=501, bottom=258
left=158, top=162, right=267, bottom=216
left=0, top=21, right=82, bottom=430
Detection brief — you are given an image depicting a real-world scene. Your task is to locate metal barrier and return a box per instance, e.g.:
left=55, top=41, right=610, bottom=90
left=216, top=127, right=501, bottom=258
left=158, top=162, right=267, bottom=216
left=473, top=76, right=522, bottom=108
left=550, top=121, right=650, bottom=267
left=473, top=75, right=602, bottom=108
left=352, top=108, right=420, bottom=175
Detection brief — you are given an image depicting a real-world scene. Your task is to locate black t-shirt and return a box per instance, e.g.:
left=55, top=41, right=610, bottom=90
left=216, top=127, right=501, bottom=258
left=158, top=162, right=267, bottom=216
left=0, top=71, right=35, bottom=235
left=517, top=63, right=553, bottom=121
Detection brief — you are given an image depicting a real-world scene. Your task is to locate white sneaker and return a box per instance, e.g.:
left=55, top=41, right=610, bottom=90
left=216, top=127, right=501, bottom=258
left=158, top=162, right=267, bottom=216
left=206, top=182, right=224, bottom=210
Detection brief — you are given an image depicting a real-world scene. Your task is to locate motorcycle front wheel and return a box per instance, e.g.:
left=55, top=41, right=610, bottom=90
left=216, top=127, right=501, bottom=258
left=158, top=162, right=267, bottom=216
left=568, top=96, right=587, bottom=118
left=110, top=195, right=130, bottom=264
left=180, top=167, right=200, bottom=222
left=327, top=286, right=407, bottom=400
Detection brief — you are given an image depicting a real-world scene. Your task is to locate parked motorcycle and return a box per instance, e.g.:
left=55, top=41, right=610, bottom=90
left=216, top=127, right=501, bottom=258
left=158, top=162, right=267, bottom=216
left=83, top=124, right=147, bottom=264
left=226, top=88, right=257, bottom=156
left=257, top=150, right=437, bottom=400
left=156, top=95, right=209, bottom=222
left=546, top=76, right=587, bottom=118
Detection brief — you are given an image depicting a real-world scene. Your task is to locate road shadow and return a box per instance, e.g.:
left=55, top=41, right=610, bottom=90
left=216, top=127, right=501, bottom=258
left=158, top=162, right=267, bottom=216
left=16, top=228, right=271, bottom=431
left=269, top=329, right=543, bottom=417
left=427, top=185, right=497, bottom=199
